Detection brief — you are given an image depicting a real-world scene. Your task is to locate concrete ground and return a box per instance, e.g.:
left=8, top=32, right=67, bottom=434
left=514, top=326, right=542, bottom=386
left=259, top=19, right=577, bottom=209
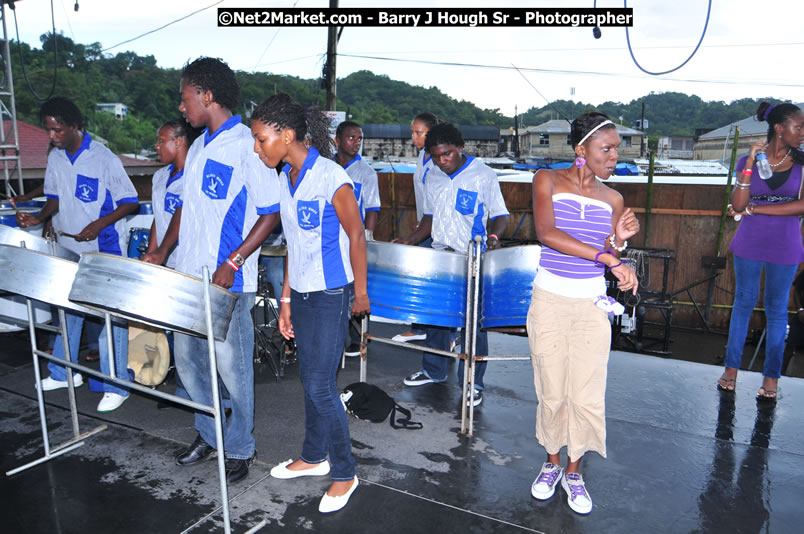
left=2, top=320, right=803, bottom=533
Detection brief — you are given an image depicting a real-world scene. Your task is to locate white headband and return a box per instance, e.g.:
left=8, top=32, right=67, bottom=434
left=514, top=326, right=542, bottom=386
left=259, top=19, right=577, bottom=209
left=577, top=120, right=614, bottom=146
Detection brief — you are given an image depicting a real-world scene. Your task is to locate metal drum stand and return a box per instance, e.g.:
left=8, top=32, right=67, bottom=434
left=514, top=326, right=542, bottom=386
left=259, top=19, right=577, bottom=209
left=3, top=248, right=239, bottom=534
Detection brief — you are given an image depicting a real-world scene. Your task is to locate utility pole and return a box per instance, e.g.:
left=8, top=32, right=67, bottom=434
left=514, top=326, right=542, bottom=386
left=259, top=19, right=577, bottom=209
left=324, top=0, right=339, bottom=111
left=514, top=106, right=520, bottom=159
left=640, top=101, right=646, bottom=157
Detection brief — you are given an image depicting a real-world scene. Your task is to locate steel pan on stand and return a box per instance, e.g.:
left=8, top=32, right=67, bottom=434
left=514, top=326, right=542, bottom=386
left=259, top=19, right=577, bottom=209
left=6, top=250, right=239, bottom=532
left=0, top=225, right=74, bottom=331
left=367, top=241, right=467, bottom=328
left=480, top=245, right=541, bottom=329
left=68, top=253, right=236, bottom=341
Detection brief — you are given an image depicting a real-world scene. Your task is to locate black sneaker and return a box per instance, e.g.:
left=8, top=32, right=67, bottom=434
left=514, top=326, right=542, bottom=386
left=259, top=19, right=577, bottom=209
left=344, top=343, right=361, bottom=357
left=467, top=388, right=483, bottom=407
left=225, top=451, right=257, bottom=484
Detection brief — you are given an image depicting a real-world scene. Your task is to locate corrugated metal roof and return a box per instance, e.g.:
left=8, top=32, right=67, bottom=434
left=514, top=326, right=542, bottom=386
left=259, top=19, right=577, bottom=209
left=527, top=119, right=642, bottom=135
left=362, top=123, right=499, bottom=140
left=698, top=102, right=804, bottom=140
left=633, top=158, right=729, bottom=175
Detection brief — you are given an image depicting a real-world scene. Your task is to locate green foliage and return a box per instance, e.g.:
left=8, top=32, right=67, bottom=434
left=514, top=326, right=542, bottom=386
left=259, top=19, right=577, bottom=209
left=519, top=93, right=775, bottom=136
left=8, top=33, right=788, bottom=154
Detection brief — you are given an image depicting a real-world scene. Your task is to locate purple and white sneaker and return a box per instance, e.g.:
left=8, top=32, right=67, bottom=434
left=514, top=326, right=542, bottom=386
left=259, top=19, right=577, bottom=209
left=531, top=462, right=564, bottom=500
left=561, top=472, right=593, bottom=514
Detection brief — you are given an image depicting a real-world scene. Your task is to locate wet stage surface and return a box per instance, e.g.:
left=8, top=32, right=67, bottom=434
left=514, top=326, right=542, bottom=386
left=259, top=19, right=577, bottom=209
left=1, top=321, right=803, bottom=533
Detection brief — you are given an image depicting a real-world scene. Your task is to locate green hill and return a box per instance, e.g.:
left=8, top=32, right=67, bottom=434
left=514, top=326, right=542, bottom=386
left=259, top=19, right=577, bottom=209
left=10, top=33, right=782, bottom=154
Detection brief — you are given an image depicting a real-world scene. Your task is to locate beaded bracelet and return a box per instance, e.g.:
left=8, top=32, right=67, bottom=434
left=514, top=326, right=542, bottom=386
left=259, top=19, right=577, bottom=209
left=608, top=234, right=628, bottom=252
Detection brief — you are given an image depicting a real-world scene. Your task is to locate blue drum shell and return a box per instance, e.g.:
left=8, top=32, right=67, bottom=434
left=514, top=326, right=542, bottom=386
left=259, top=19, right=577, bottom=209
left=367, top=242, right=468, bottom=328
left=480, top=245, right=541, bottom=329
left=127, top=228, right=151, bottom=259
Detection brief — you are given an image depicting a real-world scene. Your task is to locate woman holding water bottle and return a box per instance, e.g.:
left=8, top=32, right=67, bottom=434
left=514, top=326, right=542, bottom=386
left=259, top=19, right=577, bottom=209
left=720, top=102, right=804, bottom=401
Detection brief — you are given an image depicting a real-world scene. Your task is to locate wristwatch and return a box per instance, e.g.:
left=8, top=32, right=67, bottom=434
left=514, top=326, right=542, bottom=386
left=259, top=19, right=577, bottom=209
left=230, top=253, right=245, bottom=267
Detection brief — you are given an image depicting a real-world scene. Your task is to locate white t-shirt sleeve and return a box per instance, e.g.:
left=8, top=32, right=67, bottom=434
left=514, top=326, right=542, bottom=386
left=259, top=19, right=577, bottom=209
left=363, top=167, right=381, bottom=211
left=105, top=154, right=138, bottom=204
left=486, top=170, right=509, bottom=219
left=244, top=152, right=280, bottom=215
left=43, top=151, right=61, bottom=199
left=328, top=164, right=353, bottom=203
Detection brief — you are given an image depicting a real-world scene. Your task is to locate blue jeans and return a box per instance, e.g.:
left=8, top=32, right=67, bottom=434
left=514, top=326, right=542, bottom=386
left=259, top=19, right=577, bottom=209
left=259, top=256, right=286, bottom=314
left=421, top=326, right=488, bottom=390
left=292, top=284, right=356, bottom=481
left=49, top=312, right=131, bottom=396
left=174, top=292, right=256, bottom=459
left=725, top=255, right=797, bottom=379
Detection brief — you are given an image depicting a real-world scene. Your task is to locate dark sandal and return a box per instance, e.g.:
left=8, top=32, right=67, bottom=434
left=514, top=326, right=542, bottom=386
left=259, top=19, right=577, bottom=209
left=756, top=387, right=777, bottom=402
left=716, top=377, right=736, bottom=392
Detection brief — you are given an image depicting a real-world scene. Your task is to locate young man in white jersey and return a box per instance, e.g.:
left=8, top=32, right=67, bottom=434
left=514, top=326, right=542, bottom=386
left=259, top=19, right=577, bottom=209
left=396, top=122, right=509, bottom=407
left=143, top=58, right=280, bottom=484
left=335, top=121, right=380, bottom=356
left=17, top=97, right=138, bottom=413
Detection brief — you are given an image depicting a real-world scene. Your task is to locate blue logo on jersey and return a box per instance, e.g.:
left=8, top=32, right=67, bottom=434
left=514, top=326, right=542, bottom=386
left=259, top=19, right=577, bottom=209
left=164, top=192, right=181, bottom=214
left=297, top=200, right=320, bottom=230
left=75, top=174, right=99, bottom=203
left=353, top=182, right=363, bottom=202
left=455, top=188, right=477, bottom=215
left=201, top=159, right=233, bottom=200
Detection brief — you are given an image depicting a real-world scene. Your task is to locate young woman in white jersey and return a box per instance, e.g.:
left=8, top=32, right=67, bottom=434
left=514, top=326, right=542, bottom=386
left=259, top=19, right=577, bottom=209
left=251, top=93, right=370, bottom=513
left=527, top=112, right=639, bottom=515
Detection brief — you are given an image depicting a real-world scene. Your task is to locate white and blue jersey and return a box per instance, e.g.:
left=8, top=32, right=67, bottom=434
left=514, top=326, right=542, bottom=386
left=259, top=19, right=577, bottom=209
left=280, top=147, right=355, bottom=293
left=423, top=156, right=508, bottom=253
left=342, top=154, right=380, bottom=223
left=151, top=164, right=184, bottom=268
left=413, top=150, right=435, bottom=222
left=176, top=115, right=280, bottom=293
left=43, top=133, right=138, bottom=256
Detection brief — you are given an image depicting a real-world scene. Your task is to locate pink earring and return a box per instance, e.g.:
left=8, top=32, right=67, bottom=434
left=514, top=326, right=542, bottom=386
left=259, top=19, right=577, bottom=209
left=575, top=157, right=586, bottom=168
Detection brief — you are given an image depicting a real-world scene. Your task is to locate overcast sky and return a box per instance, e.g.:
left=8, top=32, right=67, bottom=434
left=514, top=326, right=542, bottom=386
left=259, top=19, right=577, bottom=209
left=11, top=0, right=803, bottom=116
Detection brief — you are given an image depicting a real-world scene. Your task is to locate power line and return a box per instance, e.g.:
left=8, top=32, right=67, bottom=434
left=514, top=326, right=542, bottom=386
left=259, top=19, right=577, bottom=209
left=11, top=0, right=58, bottom=102
left=101, top=1, right=223, bottom=53
left=252, top=0, right=300, bottom=70
left=336, top=53, right=804, bottom=89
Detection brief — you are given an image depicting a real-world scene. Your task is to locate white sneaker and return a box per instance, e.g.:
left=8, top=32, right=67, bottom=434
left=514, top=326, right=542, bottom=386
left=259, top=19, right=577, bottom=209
left=531, top=462, right=564, bottom=500
left=391, top=332, right=426, bottom=342
left=561, top=472, right=593, bottom=514
left=38, top=374, right=83, bottom=391
left=97, top=392, right=128, bottom=413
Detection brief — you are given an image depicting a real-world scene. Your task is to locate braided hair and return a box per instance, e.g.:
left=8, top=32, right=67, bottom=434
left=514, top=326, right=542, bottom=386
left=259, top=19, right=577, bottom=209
left=252, top=92, right=333, bottom=158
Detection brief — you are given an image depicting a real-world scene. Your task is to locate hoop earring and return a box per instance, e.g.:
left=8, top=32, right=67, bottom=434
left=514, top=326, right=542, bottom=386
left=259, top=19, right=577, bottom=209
left=575, top=157, right=586, bottom=168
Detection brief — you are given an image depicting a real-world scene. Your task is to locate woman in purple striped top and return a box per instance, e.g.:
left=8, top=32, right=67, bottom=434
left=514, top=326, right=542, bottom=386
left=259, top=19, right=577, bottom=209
left=526, top=112, right=639, bottom=515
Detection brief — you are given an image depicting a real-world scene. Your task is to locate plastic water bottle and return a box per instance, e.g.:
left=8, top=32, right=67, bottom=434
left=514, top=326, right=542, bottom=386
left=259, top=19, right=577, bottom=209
left=756, top=153, right=772, bottom=180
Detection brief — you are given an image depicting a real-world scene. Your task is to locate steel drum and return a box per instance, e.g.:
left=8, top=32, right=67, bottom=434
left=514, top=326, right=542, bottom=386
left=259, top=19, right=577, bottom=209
left=125, top=201, right=154, bottom=237
left=127, top=227, right=150, bottom=258
left=0, top=245, right=112, bottom=320
left=480, top=245, right=541, bottom=329
left=0, top=224, right=79, bottom=261
left=69, top=253, right=237, bottom=340
left=367, top=241, right=467, bottom=328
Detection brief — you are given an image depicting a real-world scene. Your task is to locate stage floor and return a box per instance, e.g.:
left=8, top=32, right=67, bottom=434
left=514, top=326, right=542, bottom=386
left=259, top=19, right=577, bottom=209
left=1, top=321, right=803, bottom=533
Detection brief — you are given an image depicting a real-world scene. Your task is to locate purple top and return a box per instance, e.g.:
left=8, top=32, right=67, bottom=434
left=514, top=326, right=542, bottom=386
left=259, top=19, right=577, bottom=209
left=539, top=193, right=613, bottom=279
left=729, top=155, right=804, bottom=265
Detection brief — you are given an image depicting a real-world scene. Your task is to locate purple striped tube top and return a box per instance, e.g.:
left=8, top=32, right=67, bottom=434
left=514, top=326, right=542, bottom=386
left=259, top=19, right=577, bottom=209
left=539, top=193, right=613, bottom=279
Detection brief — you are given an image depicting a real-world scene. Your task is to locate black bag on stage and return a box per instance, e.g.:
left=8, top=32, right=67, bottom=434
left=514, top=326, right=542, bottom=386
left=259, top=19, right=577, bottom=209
left=341, top=382, right=423, bottom=430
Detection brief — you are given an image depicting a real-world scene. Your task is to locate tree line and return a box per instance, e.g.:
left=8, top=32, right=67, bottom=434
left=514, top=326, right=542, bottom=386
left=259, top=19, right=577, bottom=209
left=10, top=33, right=780, bottom=155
